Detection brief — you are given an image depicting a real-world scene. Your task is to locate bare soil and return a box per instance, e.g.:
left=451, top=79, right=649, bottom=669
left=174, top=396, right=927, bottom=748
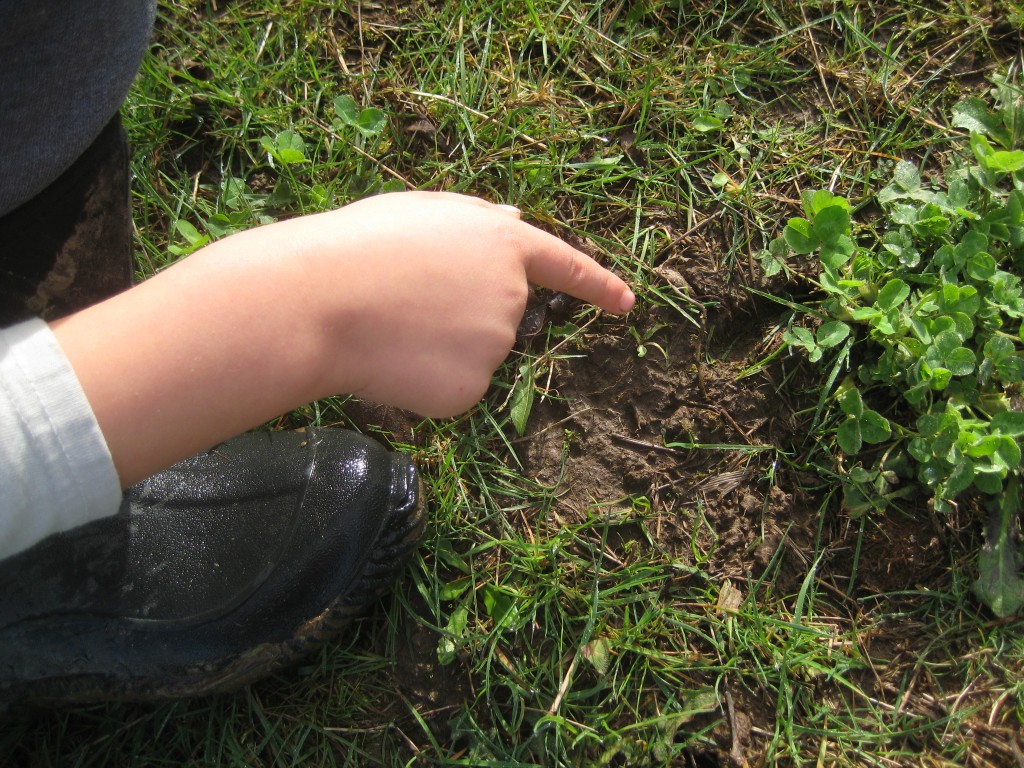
left=383, top=227, right=1021, bottom=766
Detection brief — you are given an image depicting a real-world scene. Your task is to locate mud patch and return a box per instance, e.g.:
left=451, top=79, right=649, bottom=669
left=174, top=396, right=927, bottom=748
left=516, top=274, right=812, bottom=586
left=482, top=235, right=1000, bottom=763
left=393, top=595, right=475, bottom=746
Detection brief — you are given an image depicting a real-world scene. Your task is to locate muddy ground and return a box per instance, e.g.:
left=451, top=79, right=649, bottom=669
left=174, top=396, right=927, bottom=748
left=378, top=224, right=1017, bottom=766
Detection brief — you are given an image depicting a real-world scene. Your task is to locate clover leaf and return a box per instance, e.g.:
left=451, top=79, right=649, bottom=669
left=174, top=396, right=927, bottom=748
left=334, top=95, right=387, bottom=138
left=784, top=320, right=850, bottom=363
left=260, top=130, right=307, bottom=165
left=836, top=389, right=891, bottom=455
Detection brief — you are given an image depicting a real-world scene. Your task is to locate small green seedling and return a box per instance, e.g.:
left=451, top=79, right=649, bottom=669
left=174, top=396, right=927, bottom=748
left=509, top=361, right=536, bottom=437
left=629, top=322, right=670, bottom=360
left=167, top=219, right=210, bottom=257
left=974, top=480, right=1024, bottom=616
left=260, top=129, right=308, bottom=166
left=333, top=95, right=387, bottom=138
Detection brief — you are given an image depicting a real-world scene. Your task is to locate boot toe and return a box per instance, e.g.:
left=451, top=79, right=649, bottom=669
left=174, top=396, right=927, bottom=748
left=0, top=429, right=425, bottom=706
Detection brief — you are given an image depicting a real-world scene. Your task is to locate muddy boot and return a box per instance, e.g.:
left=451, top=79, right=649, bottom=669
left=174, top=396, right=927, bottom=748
left=0, top=113, right=134, bottom=326
left=0, top=428, right=426, bottom=708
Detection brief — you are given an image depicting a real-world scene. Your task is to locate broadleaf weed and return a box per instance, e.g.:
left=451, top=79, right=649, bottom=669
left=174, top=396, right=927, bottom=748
left=770, top=72, right=1024, bottom=617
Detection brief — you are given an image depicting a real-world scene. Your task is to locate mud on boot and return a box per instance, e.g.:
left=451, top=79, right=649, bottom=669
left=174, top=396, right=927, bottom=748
left=0, top=428, right=425, bottom=708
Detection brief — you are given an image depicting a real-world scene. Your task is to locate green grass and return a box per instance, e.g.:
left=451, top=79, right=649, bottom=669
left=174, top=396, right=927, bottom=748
left=5, top=0, right=1024, bottom=766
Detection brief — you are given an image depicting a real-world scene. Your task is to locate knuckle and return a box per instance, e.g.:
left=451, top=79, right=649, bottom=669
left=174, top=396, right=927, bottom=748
left=497, top=218, right=525, bottom=252
left=562, top=250, right=587, bottom=291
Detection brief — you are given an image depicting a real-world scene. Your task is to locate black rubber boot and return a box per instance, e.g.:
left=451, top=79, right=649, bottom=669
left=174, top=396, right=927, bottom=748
left=0, top=428, right=425, bottom=708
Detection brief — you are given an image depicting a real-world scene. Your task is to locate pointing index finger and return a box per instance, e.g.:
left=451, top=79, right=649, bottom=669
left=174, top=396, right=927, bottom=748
left=519, top=223, right=635, bottom=315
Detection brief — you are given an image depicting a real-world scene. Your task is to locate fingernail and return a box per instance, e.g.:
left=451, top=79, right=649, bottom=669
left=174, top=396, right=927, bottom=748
left=619, top=288, right=636, bottom=314
left=497, top=204, right=521, bottom=216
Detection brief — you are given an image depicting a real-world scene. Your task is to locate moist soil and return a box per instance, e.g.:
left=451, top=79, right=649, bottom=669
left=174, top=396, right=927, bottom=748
left=381, top=227, right=1017, bottom=766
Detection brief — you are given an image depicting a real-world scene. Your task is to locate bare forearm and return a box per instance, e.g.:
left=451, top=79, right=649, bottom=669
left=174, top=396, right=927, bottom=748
left=50, top=225, right=341, bottom=487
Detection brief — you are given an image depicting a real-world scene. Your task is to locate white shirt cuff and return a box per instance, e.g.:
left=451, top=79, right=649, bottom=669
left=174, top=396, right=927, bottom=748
left=0, top=318, right=121, bottom=559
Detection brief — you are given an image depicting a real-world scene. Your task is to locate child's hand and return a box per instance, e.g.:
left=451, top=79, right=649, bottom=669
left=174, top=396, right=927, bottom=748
left=287, top=192, right=635, bottom=416
left=52, top=191, right=634, bottom=485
